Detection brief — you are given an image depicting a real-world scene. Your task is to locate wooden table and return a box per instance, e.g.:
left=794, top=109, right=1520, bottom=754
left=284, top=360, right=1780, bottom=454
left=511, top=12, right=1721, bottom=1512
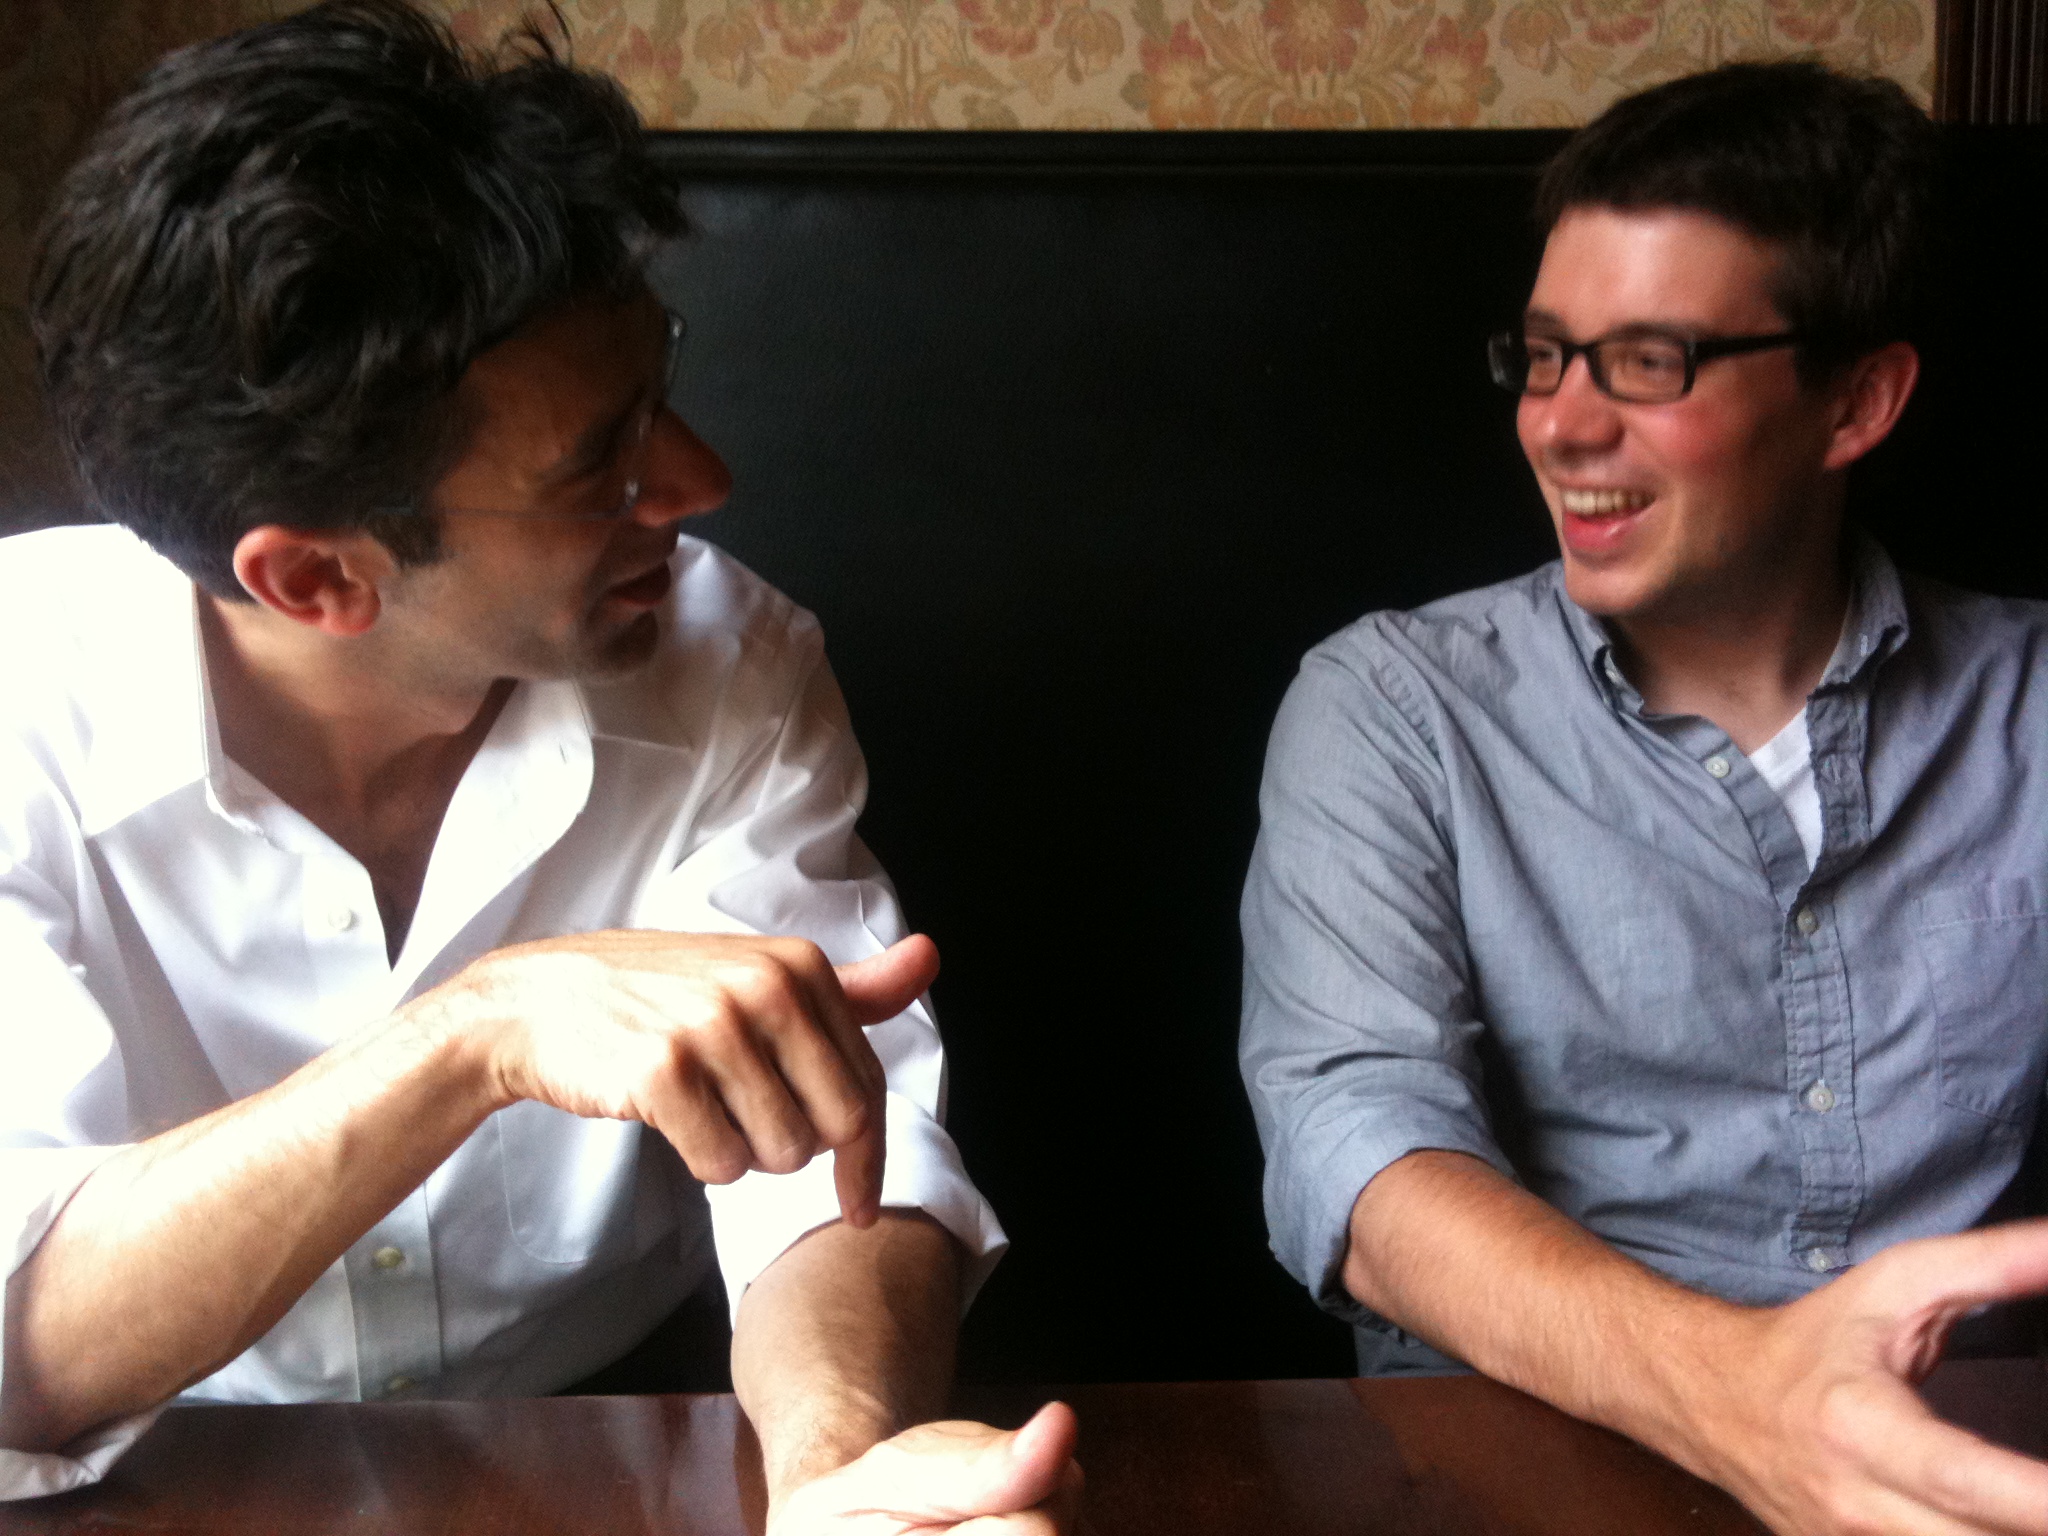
left=3, top=1361, right=2039, bottom=1533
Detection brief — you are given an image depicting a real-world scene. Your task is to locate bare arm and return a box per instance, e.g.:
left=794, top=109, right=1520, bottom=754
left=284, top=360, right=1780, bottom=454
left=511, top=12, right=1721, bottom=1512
left=736, top=1212, right=1081, bottom=1536
left=1349, top=1149, right=2048, bottom=1536
left=1, top=932, right=925, bottom=1454
left=735, top=1211, right=961, bottom=1504
left=1, top=1003, right=493, bottom=1452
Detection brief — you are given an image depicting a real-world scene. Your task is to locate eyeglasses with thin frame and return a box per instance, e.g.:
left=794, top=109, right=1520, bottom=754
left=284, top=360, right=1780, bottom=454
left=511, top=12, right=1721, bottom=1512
left=386, top=307, right=687, bottom=521
left=1487, top=327, right=1801, bottom=404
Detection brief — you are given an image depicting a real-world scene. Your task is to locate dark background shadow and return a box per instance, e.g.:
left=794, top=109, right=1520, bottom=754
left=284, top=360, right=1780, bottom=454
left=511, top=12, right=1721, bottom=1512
left=644, top=127, right=2048, bottom=1385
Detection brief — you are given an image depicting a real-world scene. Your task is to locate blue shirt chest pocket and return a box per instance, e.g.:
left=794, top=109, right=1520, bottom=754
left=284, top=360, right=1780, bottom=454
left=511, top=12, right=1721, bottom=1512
left=1915, top=877, right=2048, bottom=1128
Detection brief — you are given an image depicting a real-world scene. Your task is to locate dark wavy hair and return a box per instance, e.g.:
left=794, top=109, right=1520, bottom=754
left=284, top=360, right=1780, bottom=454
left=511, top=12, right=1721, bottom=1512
left=1533, top=61, right=1941, bottom=384
left=31, top=0, right=685, bottom=597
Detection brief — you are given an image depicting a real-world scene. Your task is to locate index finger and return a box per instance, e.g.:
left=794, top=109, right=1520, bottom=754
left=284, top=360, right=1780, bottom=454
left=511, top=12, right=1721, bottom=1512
left=774, top=940, right=889, bottom=1102
left=760, top=941, right=887, bottom=1220
left=1860, top=1379, right=2048, bottom=1534
left=831, top=1113, right=885, bottom=1229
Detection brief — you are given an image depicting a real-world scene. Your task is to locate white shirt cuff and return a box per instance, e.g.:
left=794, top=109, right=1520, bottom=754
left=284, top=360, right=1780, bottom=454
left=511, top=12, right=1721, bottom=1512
left=0, top=1408, right=163, bottom=1502
left=706, top=1091, right=1008, bottom=1323
left=0, top=1144, right=162, bottom=1501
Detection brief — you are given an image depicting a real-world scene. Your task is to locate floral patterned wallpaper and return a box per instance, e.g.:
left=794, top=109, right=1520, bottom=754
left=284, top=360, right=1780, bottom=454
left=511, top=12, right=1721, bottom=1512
left=0, top=0, right=1934, bottom=512
left=441, top=0, right=1931, bottom=128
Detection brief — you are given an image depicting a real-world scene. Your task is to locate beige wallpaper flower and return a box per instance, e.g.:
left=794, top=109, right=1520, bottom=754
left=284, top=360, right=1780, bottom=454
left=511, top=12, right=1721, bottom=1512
left=0, top=0, right=1934, bottom=513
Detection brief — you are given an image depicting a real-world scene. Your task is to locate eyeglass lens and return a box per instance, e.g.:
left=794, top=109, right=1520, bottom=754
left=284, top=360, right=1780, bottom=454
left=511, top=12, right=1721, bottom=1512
left=1493, top=332, right=1693, bottom=404
left=606, top=310, right=688, bottom=518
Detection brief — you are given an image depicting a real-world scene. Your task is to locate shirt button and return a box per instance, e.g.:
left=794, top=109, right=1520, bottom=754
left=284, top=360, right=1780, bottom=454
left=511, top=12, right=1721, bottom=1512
left=1704, top=755, right=1731, bottom=779
left=1804, top=1248, right=1840, bottom=1274
left=321, top=905, right=358, bottom=935
left=385, top=1375, right=415, bottom=1396
left=1796, top=906, right=1820, bottom=936
left=1803, top=1081, right=1837, bottom=1113
left=372, top=1245, right=406, bottom=1271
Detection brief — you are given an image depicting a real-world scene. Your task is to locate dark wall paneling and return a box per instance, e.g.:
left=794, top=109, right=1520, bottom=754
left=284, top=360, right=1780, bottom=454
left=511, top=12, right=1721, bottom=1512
left=646, top=129, right=2048, bottom=1385
left=1940, top=0, right=2048, bottom=121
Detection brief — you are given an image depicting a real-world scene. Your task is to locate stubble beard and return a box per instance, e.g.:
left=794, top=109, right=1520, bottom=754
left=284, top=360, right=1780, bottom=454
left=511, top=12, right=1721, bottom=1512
left=580, top=609, right=663, bottom=676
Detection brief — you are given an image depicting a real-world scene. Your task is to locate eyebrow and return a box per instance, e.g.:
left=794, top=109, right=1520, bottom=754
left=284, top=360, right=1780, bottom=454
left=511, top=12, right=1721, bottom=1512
left=1521, top=308, right=1704, bottom=339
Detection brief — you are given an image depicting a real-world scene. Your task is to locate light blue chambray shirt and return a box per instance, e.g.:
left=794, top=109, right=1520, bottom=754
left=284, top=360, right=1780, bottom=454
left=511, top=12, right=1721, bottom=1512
left=1240, top=541, right=2048, bottom=1369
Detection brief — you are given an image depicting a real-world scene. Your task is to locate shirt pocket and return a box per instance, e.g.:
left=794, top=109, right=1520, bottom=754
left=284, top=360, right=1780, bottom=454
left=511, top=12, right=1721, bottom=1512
left=1914, top=877, right=2048, bottom=1128
left=495, top=1101, right=642, bottom=1264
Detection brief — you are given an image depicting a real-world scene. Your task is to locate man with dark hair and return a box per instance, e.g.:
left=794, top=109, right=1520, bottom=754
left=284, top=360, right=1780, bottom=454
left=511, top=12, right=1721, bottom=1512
left=0, top=5, right=1078, bottom=1530
left=1243, top=61, right=2048, bottom=1536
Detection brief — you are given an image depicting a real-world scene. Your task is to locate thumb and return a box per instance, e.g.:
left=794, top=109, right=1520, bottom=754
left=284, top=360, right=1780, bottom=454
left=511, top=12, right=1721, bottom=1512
left=835, top=934, right=940, bottom=1026
left=1858, top=1218, right=2048, bottom=1377
left=1866, top=1218, right=2048, bottom=1315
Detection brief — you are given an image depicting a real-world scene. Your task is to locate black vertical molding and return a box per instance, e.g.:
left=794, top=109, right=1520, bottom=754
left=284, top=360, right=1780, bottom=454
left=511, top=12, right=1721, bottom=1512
left=1940, top=0, right=2048, bottom=120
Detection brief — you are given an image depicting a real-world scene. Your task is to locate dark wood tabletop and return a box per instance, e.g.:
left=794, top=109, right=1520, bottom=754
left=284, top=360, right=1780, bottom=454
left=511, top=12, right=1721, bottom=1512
left=3, top=1360, right=2039, bottom=1534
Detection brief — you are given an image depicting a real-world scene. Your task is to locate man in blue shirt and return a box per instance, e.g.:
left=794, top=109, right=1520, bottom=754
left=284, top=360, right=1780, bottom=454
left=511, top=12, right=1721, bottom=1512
left=1242, top=61, right=2048, bottom=1536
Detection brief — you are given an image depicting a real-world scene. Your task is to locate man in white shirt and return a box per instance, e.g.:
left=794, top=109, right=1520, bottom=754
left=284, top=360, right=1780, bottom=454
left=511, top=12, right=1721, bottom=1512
left=1, top=4, right=1078, bottom=1531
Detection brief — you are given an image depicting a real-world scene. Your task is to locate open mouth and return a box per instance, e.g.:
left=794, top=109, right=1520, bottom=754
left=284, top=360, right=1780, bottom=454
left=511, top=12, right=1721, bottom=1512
left=605, top=562, right=673, bottom=607
left=1555, top=486, right=1655, bottom=557
left=1558, top=487, right=1654, bottom=516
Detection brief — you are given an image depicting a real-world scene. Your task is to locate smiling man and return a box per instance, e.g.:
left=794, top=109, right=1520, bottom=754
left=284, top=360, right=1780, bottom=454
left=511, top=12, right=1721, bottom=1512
left=0, top=4, right=1079, bottom=1531
left=1242, top=63, right=2048, bottom=1536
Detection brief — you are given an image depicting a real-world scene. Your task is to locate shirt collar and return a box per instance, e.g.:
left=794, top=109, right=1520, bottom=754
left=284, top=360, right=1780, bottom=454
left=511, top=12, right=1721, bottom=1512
left=1820, top=531, right=1910, bottom=689
left=1555, top=534, right=1912, bottom=713
left=74, top=544, right=213, bottom=838
left=74, top=535, right=597, bottom=852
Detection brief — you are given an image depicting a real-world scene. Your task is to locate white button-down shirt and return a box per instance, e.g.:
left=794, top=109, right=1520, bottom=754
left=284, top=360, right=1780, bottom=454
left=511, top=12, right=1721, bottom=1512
left=0, top=525, right=1005, bottom=1499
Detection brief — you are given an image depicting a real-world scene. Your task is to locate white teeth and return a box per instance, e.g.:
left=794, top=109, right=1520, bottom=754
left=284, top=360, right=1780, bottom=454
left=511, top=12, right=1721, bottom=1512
left=1559, top=488, right=1652, bottom=516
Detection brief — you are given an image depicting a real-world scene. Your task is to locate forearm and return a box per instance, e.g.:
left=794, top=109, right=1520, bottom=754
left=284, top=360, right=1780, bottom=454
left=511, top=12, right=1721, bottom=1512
left=1, top=995, right=499, bottom=1452
left=732, top=1209, right=962, bottom=1512
left=1346, top=1150, right=1763, bottom=1480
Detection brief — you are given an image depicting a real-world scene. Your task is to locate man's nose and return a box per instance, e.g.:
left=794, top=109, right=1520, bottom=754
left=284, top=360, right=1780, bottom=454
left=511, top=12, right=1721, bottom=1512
left=1526, top=353, right=1625, bottom=457
left=631, top=408, right=733, bottom=527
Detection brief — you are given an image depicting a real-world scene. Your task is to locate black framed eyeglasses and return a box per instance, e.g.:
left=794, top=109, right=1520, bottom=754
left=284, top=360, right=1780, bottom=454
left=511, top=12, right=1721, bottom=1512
left=386, top=307, right=687, bottom=521
left=1487, top=327, right=1801, bottom=404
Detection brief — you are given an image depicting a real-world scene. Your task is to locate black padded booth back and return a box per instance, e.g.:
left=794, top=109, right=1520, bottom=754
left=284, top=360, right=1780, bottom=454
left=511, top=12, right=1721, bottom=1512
left=650, top=132, right=1570, bottom=1384
left=645, top=128, right=2048, bottom=1385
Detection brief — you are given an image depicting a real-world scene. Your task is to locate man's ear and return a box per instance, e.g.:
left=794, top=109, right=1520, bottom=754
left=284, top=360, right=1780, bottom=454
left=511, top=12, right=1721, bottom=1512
left=230, top=527, right=396, bottom=637
left=1822, top=340, right=1920, bottom=473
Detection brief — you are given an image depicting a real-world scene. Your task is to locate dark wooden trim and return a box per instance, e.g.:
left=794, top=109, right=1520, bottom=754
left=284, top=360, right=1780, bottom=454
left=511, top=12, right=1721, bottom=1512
left=1939, top=0, right=2048, bottom=121
left=645, top=127, right=1574, bottom=178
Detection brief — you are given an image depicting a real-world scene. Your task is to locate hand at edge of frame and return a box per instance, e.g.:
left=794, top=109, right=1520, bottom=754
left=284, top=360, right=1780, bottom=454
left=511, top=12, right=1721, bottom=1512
left=1685, top=1219, right=2048, bottom=1536
left=767, top=1402, right=1086, bottom=1536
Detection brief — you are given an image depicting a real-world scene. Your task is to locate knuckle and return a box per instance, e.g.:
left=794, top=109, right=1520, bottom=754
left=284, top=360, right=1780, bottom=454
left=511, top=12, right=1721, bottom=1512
left=769, top=936, right=829, bottom=971
left=1916, top=1452, right=1976, bottom=1511
left=846, top=1091, right=878, bottom=1135
left=1809, top=1380, right=1869, bottom=1458
left=761, top=1133, right=818, bottom=1174
left=691, top=1148, right=750, bottom=1186
left=727, top=957, right=798, bottom=1015
left=675, top=998, right=745, bottom=1051
left=823, top=1092, right=875, bottom=1146
left=654, top=1035, right=707, bottom=1090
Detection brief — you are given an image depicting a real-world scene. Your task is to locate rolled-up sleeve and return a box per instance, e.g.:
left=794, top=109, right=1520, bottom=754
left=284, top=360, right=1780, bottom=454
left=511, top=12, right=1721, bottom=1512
left=0, top=836, right=160, bottom=1499
left=1239, top=634, right=1513, bottom=1322
left=632, top=627, right=1006, bottom=1317
left=0, top=1149, right=161, bottom=1500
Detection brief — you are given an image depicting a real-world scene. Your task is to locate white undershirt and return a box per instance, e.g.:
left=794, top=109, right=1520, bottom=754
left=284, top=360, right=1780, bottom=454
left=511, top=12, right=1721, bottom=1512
left=1746, top=709, right=1823, bottom=870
